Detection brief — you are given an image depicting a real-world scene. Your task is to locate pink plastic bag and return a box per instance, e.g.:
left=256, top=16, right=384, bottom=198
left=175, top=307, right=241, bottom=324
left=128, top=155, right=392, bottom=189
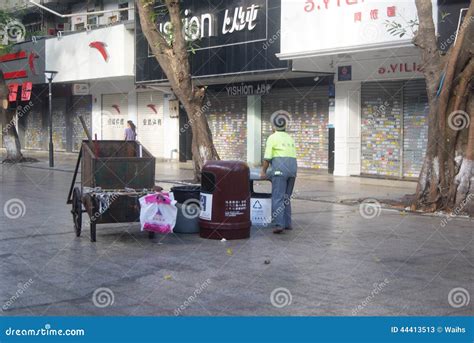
left=139, top=192, right=177, bottom=234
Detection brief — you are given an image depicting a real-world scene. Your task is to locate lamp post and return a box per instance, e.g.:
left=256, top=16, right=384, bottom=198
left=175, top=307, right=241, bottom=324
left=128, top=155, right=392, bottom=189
left=44, top=71, right=58, bottom=168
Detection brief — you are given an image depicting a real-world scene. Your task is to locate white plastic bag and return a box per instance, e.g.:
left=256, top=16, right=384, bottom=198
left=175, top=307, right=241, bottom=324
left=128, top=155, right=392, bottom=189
left=139, top=192, right=177, bottom=234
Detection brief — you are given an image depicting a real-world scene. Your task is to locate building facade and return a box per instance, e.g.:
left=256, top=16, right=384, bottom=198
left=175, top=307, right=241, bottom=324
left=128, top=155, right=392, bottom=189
left=1, top=0, right=139, bottom=154
left=277, top=0, right=469, bottom=179
left=135, top=0, right=333, bottom=168
left=4, top=0, right=465, bottom=178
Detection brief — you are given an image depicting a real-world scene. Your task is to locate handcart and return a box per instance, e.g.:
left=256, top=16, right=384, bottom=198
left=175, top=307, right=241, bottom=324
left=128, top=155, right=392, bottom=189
left=66, top=140, right=156, bottom=242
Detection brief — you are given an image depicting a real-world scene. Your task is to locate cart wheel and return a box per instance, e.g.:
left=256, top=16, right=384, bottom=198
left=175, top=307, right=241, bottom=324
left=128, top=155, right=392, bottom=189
left=71, top=187, right=82, bottom=237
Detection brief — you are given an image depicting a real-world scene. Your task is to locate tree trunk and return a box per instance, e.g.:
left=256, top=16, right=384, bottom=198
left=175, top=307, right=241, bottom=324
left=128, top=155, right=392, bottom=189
left=0, top=70, right=23, bottom=162
left=135, top=0, right=219, bottom=180
left=413, top=0, right=474, bottom=216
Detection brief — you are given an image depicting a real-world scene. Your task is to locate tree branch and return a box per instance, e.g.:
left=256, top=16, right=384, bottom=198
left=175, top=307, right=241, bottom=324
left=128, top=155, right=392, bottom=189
left=164, top=0, right=193, bottom=97
left=135, top=0, right=171, bottom=56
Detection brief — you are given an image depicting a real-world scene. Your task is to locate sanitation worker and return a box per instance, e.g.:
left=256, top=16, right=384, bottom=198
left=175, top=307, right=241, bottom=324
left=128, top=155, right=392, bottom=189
left=260, top=111, right=297, bottom=234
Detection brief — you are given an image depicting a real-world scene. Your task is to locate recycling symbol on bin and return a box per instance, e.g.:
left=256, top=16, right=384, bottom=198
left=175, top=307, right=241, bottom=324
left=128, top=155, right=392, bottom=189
left=253, top=200, right=263, bottom=209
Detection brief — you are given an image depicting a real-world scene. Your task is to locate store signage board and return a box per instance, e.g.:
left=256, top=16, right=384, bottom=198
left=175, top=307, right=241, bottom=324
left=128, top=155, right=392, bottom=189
left=225, top=83, right=272, bottom=96
left=279, top=0, right=437, bottom=58
left=136, top=0, right=288, bottom=83
left=21, top=82, right=33, bottom=101
left=336, top=56, right=424, bottom=82
left=72, top=83, right=90, bottom=95
left=0, top=40, right=46, bottom=85
left=152, top=2, right=265, bottom=53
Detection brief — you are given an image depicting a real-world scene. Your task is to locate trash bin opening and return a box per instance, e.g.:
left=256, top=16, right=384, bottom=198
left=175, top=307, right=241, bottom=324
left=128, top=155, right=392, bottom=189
left=170, top=185, right=201, bottom=204
left=250, top=179, right=272, bottom=195
left=201, top=172, right=216, bottom=193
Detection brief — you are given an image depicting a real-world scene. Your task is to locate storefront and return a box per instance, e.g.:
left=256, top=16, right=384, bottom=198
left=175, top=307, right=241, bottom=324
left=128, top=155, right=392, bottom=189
left=136, top=91, right=165, bottom=158
left=0, top=39, right=47, bottom=150
left=45, top=23, right=135, bottom=150
left=202, top=77, right=331, bottom=169
left=205, top=92, right=248, bottom=161
left=360, top=79, right=428, bottom=178
left=261, top=85, right=329, bottom=169
left=275, top=0, right=462, bottom=178
left=101, top=93, right=129, bottom=140
left=136, top=0, right=313, bottom=165
left=0, top=38, right=94, bottom=153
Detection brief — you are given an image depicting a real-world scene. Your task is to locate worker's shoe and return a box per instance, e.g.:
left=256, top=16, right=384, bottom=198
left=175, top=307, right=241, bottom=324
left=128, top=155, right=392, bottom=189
left=285, top=227, right=293, bottom=231
left=273, top=227, right=284, bottom=234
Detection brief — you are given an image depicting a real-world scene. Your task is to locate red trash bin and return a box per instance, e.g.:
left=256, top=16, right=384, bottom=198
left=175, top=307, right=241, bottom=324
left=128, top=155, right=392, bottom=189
left=199, top=161, right=251, bottom=240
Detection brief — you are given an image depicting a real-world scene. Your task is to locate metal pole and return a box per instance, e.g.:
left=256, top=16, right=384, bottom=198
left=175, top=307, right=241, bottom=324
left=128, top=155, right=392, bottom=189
left=48, top=79, right=54, bottom=168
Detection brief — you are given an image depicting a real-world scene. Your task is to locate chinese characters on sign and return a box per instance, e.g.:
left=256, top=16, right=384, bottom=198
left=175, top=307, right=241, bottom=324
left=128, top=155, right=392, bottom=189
left=222, top=4, right=260, bottom=34
left=158, top=4, right=261, bottom=42
left=354, top=5, right=396, bottom=22
left=107, top=118, right=125, bottom=126
left=225, top=200, right=247, bottom=217
left=142, top=118, right=162, bottom=126
left=303, top=1, right=398, bottom=23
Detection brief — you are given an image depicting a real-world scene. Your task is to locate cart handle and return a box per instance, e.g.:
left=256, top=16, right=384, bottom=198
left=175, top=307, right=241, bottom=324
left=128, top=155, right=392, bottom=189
left=67, top=147, right=82, bottom=205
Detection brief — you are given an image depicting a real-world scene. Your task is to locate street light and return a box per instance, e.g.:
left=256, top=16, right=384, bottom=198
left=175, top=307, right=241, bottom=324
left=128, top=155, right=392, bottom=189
left=44, top=70, right=58, bottom=168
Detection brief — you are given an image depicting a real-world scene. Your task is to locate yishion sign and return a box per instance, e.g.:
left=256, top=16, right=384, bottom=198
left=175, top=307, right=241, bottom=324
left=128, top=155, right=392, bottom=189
left=135, top=0, right=287, bottom=83
left=156, top=5, right=260, bottom=46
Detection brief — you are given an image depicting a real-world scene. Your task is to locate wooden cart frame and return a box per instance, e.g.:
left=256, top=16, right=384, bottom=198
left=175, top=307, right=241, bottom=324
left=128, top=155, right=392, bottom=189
left=67, top=140, right=156, bottom=242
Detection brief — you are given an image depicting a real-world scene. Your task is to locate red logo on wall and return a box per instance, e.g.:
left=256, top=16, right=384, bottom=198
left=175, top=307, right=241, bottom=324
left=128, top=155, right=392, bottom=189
left=89, top=41, right=109, bottom=62
left=111, top=104, right=121, bottom=114
left=147, top=104, right=157, bottom=114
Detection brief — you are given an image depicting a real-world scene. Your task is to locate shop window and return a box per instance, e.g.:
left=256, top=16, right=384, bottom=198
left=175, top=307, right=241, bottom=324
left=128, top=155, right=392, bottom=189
left=75, top=22, right=85, bottom=31
left=119, top=3, right=129, bottom=21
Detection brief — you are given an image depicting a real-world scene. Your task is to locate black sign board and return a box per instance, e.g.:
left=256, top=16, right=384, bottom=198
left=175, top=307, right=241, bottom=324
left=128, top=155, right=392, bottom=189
left=135, top=0, right=288, bottom=83
left=437, top=1, right=470, bottom=52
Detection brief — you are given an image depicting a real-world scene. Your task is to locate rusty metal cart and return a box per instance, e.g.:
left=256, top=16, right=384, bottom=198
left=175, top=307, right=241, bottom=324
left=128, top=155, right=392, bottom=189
left=67, top=140, right=156, bottom=242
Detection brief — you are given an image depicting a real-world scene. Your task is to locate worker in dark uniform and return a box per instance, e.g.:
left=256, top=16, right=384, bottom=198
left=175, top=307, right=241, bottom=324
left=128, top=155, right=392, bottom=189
left=260, top=111, right=297, bottom=234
